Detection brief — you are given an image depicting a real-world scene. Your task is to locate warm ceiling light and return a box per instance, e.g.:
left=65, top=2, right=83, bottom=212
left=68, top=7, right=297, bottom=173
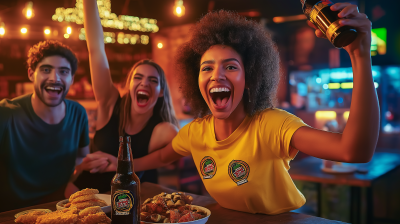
left=21, top=28, right=27, bottom=34
left=176, top=7, right=182, bottom=14
left=67, top=26, right=72, bottom=34
left=174, top=0, right=185, bottom=17
left=23, top=2, right=34, bottom=19
left=157, top=43, right=163, bottom=49
left=26, top=9, right=32, bottom=18
left=44, top=29, right=51, bottom=35
left=0, top=23, right=4, bottom=36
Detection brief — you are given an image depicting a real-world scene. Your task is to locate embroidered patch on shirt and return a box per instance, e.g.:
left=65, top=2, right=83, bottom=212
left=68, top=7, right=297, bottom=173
left=200, top=156, right=217, bottom=179
left=228, top=160, right=250, bottom=186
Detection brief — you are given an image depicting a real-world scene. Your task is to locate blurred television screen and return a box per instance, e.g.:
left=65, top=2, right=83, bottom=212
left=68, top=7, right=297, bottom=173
left=371, top=27, right=387, bottom=56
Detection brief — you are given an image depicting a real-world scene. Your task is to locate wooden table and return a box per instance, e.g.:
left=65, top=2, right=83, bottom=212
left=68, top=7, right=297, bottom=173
left=0, top=182, right=346, bottom=224
left=289, top=152, right=400, bottom=224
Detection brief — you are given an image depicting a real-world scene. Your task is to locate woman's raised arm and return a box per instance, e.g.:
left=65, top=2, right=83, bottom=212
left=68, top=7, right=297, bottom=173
left=290, top=3, right=379, bottom=163
left=83, top=0, right=119, bottom=111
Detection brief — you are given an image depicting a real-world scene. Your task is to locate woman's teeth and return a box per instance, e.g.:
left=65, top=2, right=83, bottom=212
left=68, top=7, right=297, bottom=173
left=137, top=91, right=149, bottom=96
left=210, top=87, right=230, bottom=93
left=209, top=87, right=231, bottom=107
left=137, top=91, right=150, bottom=105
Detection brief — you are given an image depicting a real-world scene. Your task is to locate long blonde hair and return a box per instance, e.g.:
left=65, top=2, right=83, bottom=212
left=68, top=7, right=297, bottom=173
left=118, top=59, right=179, bottom=136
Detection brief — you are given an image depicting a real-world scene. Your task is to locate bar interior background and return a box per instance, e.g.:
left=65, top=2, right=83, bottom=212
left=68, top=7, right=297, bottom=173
left=0, top=0, right=399, bottom=223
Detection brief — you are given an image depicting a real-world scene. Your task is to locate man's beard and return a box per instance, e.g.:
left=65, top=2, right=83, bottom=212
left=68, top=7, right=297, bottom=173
left=34, top=83, right=68, bottom=107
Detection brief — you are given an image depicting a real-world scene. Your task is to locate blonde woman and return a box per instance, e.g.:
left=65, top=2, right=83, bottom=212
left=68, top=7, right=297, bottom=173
left=65, top=0, right=179, bottom=196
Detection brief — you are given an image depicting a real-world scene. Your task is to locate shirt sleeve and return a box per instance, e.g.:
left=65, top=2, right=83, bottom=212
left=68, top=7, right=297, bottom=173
left=78, top=107, right=90, bottom=148
left=260, top=109, right=308, bottom=160
left=279, top=114, right=309, bottom=160
left=172, top=122, right=192, bottom=157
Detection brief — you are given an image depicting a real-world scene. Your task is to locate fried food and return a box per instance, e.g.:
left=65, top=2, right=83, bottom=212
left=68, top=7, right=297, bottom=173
left=16, top=206, right=111, bottom=224
left=15, top=210, right=49, bottom=224
left=16, top=188, right=111, bottom=224
left=78, top=206, right=103, bottom=218
left=35, top=207, right=79, bottom=224
left=69, top=188, right=99, bottom=202
left=70, top=194, right=99, bottom=204
left=71, top=199, right=108, bottom=210
left=65, top=188, right=107, bottom=211
left=77, top=213, right=111, bottom=224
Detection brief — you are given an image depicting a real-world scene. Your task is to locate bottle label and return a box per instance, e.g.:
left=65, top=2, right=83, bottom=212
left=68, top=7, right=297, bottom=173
left=310, top=1, right=333, bottom=24
left=112, top=190, right=134, bottom=215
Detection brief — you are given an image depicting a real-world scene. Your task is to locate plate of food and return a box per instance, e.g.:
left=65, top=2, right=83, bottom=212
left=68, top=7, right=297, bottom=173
left=14, top=209, right=52, bottom=219
left=15, top=206, right=111, bottom=224
left=140, top=192, right=211, bottom=224
left=56, top=188, right=111, bottom=213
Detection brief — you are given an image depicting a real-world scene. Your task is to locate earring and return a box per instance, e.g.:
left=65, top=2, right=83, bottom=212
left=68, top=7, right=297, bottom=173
left=247, top=88, right=251, bottom=102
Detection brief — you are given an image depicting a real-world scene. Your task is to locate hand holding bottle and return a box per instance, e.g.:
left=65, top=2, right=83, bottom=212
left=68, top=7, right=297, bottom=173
left=307, top=2, right=371, bottom=57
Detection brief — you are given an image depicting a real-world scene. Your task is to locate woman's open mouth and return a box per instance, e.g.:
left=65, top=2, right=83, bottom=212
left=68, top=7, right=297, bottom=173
left=44, top=86, right=63, bottom=99
left=136, top=90, right=150, bottom=107
left=209, top=87, right=231, bottom=110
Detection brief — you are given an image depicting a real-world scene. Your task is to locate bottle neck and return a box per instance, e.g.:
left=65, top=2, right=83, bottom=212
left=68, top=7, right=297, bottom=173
left=117, top=142, right=135, bottom=174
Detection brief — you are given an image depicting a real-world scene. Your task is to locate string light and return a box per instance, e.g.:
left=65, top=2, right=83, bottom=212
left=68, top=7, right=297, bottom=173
left=174, top=0, right=185, bottom=17
left=64, top=34, right=70, bottom=38
left=67, top=26, right=72, bottom=34
left=157, top=43, right=163, bottom=49
left=141, top=35, right=149, bottom=45
left=52, top=0, right=159, bottom=33
left=21, top=27, right=27, bottom=34
left=79, top=28, right=148, bottom=45
left=23, top=2, right=34, bottom=19
left=44, top=28, right=51, bottom=35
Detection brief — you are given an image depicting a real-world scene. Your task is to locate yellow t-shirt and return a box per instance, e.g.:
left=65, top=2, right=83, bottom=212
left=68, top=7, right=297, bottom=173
left=172, top=108, right=308, bottom=215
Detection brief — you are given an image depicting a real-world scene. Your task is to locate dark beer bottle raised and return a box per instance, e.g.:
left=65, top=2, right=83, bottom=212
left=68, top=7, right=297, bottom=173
left=111, top=136, right=140, bottom=224
left=300, top=0, right=357, bottom=48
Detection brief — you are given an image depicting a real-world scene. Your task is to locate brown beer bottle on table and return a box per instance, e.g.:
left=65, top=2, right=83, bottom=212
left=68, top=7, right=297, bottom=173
left=111, top=136, right=140, bottom=224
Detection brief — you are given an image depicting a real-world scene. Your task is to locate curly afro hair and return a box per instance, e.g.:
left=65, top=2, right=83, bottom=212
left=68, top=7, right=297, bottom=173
left=27, top=40, right=78, bottom=75
left=176, top=10, right=279, bottom=118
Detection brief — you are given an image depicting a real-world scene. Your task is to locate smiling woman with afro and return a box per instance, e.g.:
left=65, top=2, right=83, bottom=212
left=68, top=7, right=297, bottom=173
left=136, top=3, right=379, bottom=215
left=176, top=10, right=279, bottom=118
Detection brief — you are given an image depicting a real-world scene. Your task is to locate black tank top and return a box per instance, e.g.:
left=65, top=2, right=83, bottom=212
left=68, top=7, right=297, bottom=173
left=74, top=97, right=162, bottom=192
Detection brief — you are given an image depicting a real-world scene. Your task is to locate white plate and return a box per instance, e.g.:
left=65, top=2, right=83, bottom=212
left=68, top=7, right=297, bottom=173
left=56, top=194, right=111, bottom=213
left=321, top=164, right=357, bottom=174
left=141, top=205, right=211, bottom=224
